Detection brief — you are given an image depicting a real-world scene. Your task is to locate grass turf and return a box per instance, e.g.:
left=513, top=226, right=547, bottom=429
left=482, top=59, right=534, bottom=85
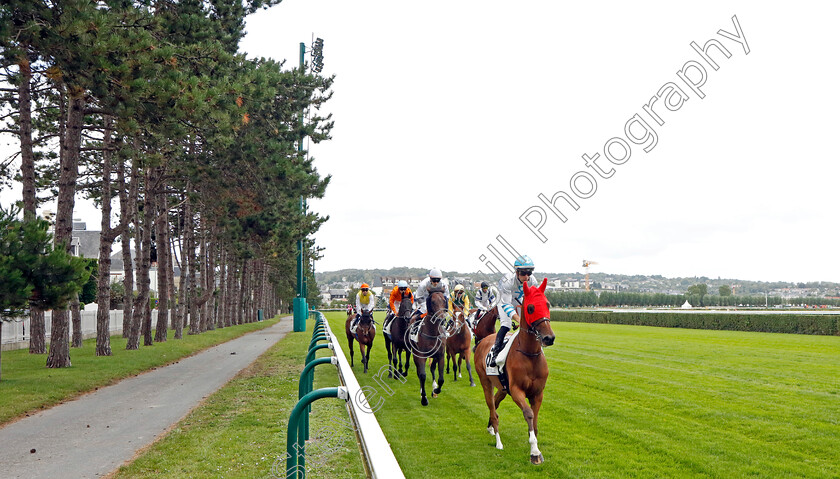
left=0, top=317, right=280, bottom=426
left=322, top=311, right=840, bottom=478
left=112, top=318, right=365, bottom=479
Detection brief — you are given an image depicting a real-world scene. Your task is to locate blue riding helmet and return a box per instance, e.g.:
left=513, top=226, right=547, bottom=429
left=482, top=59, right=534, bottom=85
left=514, top=255, right=534, bottom=270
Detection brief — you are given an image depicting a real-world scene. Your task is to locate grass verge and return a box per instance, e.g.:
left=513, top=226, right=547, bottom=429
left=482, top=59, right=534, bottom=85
left=323, top=311, right=840, bottom=478
left=0, top=317, right=280, bottom=426
left=112, top=318, right=365, bottom=479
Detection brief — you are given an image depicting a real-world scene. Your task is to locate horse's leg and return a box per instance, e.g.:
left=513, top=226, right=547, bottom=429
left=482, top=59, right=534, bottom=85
left=509, top=386, right=543, bottom=465
left=415, top=356, right=428, bottom=406
left=529, top=391, right=544, bottom=437
left=480, top=376, right=503, bottom=450
left=385, top=336, right=393, bottom=378
left=446, top=346, right=451, bottom=374
left=365, top=339, right=373, bottom=374
left=403, top=348, right=411, bottom=377
left=362, top=342, right=367, bottom=373
left=433, top=352, right=444, bottom=396
left=465, top=347, right=476, bottom=387
left=430, top=357, right=438, bottom=394
left=348, top=336, right=355, bottom=367
left=391, top=343, right=398, bottom=379
left=457, top=351, right=464, bottom=379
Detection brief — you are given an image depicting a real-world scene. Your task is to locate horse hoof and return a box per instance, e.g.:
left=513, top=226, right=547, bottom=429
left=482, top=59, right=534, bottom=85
left=487, top=427, right=495, bottom=435
left=433, top=387, right=441, bottom=395
left=470, top=382, right=476, bottom=387
left=421, top=397, right=429, bottom=406
left=432, top=392, right=438, bottom=398
left=530, top=454, right=544, bottom=465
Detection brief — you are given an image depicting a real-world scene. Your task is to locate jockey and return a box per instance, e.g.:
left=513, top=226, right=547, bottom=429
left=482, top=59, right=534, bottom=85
left=449, top=284, right=471, bottom=314
left=474, top=281, right=496, bottom=311
left=384, top=280, right=413, bottom=332
left=352, top=283, right=376, bottom=330
left=411, top=268, right=450, bottom=321
left=490, top=255, right=539, bottom=367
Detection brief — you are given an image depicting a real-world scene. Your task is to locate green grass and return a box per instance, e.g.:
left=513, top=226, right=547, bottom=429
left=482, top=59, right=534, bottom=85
left=0, top=317, right=280, bottom=426
left=322, top=311, right=840, bottom=478
left=113, top=319, right=365, bottom=479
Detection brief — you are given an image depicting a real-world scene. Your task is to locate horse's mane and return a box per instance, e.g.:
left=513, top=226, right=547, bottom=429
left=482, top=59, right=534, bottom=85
left=428, top=286, right=445, bottom=294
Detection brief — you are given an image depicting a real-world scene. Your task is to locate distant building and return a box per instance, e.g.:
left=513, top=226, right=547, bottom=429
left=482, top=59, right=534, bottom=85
left=68, top=218, right=100, bottom=259
left=380, top=276, right=423, bottom=290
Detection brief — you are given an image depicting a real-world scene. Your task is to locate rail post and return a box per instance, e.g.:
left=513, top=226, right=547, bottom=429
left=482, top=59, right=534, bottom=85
left=299, top=357, right=338, bottom=440
left=285, top=386, right=349, bottom=478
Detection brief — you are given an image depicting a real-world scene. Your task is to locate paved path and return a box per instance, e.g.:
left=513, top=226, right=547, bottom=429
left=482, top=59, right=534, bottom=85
left=0, top=318, right=294, bottom=478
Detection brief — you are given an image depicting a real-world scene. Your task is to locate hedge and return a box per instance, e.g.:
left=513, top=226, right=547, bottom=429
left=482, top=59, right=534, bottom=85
left=549, top=311, right=840, bottom=336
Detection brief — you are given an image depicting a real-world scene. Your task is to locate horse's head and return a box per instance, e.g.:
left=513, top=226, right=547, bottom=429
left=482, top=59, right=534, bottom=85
left=428, top=286, right=447, bottom=310
left=398, top=294, right=413, bottom=317
left=358, top=310, right=375, bottom=333
left=523, top=278, right=555, bottom=347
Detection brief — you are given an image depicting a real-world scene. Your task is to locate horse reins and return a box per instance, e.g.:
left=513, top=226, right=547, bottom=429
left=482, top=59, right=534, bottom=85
left=515, top=317, right=549, bottom=358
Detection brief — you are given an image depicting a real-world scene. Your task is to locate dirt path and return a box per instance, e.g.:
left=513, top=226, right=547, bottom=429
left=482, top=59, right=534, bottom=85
left=0, top=318, right=293, bottom=478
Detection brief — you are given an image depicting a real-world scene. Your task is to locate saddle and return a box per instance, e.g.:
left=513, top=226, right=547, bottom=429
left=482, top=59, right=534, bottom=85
left=483, top=329, right=518, bottom=391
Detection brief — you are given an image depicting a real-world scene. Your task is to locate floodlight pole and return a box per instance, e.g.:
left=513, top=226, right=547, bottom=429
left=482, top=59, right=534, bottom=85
left=293, top=41, right=308, bottom=332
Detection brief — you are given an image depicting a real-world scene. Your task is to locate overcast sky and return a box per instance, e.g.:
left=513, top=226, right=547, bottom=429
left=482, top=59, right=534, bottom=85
left=2, top=1, right=838, bottom=283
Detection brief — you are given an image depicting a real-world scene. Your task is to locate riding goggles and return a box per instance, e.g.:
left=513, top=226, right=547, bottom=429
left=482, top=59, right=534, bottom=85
left=517, top=269, right=534, bottom=277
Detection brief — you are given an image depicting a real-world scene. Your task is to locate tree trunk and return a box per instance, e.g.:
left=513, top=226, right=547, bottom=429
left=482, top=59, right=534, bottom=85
left=20, top=59, right=46, bottom=354
left=186, top=202, right=199, bottom=335
left=71, top=294, right=82, bottom=347
left=47, top=87, right=85, bottom=369
left=225, top=251, right=235, bottom=327
left=128, top=169, right=154, bottom=349
left=174, top=201, right=187, bottom=340
left=167, top=228, right=178, bottom=340
left=216, top=248, right=226, bottom=329
left=154, top=180, right=169, bottom=342
left=95, top=118, right=126, bottom=356
left=120, top=157, right=137, bottom=338
left=238, top=259, right=248, bottom=324
left=141, top=171, right=155, bottom=347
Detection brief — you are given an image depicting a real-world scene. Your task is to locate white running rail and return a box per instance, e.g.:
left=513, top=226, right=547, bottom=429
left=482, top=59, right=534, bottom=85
left=316, top=312, right=405, bottom=479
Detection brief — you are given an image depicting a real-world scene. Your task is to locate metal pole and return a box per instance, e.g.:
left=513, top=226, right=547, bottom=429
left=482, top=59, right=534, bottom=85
left=285, top=387, right=346, bottom=478
left=293, top=42, right=308, bottom=332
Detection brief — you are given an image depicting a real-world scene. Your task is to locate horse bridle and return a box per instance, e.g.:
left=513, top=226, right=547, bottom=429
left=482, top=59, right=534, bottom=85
left=514, top=317, right=549, bottom=358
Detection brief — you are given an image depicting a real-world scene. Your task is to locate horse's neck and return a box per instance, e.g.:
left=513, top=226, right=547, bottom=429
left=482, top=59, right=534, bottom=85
left=517, top=321, right=543, bottom=355
left=479, top=311, right=495, bottom=332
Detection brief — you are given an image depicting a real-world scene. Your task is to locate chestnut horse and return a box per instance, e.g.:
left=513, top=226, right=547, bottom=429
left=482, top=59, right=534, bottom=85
left=410, top=287, right=448, bottom=406
left=345, top=309, right=376, bottom=373
left=384, top=294, right=413, bottom=378
left=472, top=305, right=499, bottom=346
left=445, top=307, right=475, bottom=386
left=475, top=278, right=555, bottom=464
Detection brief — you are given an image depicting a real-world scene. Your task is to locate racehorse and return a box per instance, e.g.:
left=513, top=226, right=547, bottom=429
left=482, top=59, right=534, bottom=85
left=475, top=278, right=555, bottom=464
left=384, top=294, right=413, bottom=378
left=410, top=287, right=448, bottom=406
left=445, top=306, right=475, bottom=387
left=345, top=308, right=376, bottom=374
left=472, top=305, right=499, bottom=346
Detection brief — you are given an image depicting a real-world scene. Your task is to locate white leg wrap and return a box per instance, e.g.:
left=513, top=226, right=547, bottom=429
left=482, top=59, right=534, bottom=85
left=432, top=380, right=438, bottom=390
left=487, top=426, right=495, bottom=435
left=495, top=432, right=504, bottom=450
left=529, top=431, right=541, bottom=457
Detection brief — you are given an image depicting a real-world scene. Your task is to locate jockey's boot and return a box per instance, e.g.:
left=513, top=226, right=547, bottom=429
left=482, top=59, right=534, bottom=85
left=489, top=325, right=510, bottom=367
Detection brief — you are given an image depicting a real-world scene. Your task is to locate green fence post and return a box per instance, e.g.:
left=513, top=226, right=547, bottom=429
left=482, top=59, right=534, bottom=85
left=285, top=387, right=347, bottom=478
left=298, top=357, right=337, bottom=441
